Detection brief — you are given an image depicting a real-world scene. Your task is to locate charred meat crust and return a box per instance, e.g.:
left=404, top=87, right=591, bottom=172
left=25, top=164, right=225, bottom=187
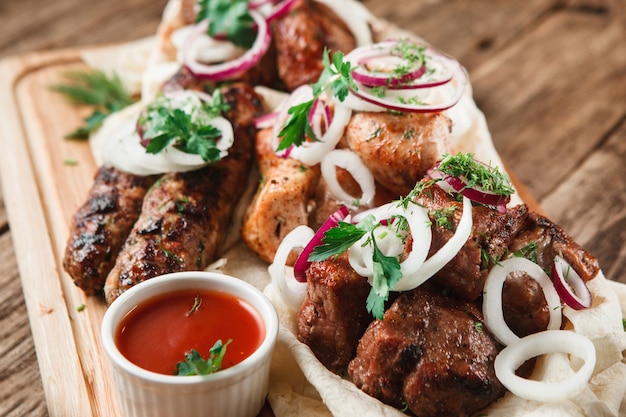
left=348, top=284, right=505, bottom=417
left=62, top=167, right=158, bottom=294
left=104, top=83, right=262, bottom=304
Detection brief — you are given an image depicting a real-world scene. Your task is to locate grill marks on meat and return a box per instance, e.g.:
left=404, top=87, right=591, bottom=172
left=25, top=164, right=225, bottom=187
left=104, top=83, right=261, bottom=304
left=63, top=167, right=158, bottom=294
left=344, top=112, right=452, bottom=197
left=297, top=253, right=373, bottom=372
left=271, top=0, right=357, bottom=91
left=348, top=284, right=505, bottom=417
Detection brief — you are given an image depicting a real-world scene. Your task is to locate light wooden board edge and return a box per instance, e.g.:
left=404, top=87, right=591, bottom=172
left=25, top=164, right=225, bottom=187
left=0, top=46, right=542, bottom=417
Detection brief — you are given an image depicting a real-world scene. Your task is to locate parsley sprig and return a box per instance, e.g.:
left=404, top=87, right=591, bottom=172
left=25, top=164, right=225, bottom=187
left=196, top=0, right=256, bottom=49
left=175, top=339, right=232, bottom=376
left=276, top=49, right=358, bottom=152
left=309, top=214, right=405, bottom=320
left=138, top=90, right=230, bottom=163
left=51, top=70, right=135, bottom=139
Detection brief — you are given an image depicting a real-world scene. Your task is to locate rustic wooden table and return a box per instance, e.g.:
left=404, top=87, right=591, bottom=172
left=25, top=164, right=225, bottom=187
left=0, top=0, right=624, bottom=416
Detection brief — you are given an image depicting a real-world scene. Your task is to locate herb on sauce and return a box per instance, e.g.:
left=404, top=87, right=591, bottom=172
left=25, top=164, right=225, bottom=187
left=186, top=294, right=203, bottom=316
left=51, top=70, right=135, bottom=139
left=175, top=339, right=232, bottom=376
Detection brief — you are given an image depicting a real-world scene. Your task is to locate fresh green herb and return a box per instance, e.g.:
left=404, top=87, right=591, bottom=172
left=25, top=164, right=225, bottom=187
left=51, top=70, right=135, bottom=139
left=474, top=322, right=483, bottom=333
left=366, top=237, right=403, bottom=319
left=139, top=92, right=228, bottom=162
left=436, top=153, right=515, bottom=197
left=63, top=158, right=79, bottom=166
left=160, top=243, right=184, bottom=265
left=186, top=294, right=203, bottom=316
left=512, top=241, right=539, bottom=263
left=175, top=339, right=232, bottom=376
left=622, top=318, right=626, bottom=332
left=368, top=127, right=383, bottom=140
left=309, top=214, right=407, bottom=320
left=196, top=0, right=255, bottom=48
left=431, top=206, right=458, bottom=230
left=76, top=304, right=86, bottom=312
left=276, top=49, right=358, bottom=151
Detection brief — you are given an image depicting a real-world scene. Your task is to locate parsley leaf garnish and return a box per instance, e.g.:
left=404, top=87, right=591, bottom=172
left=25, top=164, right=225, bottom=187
left=309, top=216, right=375, bottom=262
left=196, top=0, right=256, bottom=49
left=276, top=49, right=358, bottom=152
left=175, top=339, right=232, bottom=376
left=51, top=70, right=135, bottom=139
left=367, top=237, right=402, bottom=319
left=138, top=91, right=228, bottom=163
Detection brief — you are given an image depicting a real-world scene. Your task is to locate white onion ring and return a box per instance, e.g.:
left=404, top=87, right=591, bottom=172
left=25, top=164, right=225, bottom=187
left=271, top=85, right=315, bottom=156
left=183, top=10, right=271, bottom=81
left=313, top=0, right=373, bottom=47
left=348, top=202, right=432, bottom=282
left=289, top=102, right=352, bottom=165
left=483, top=257, right=563, bottom=346
left=172, top=24, right=243, bottom=65
left=321, top=149, right=375, bottom=209
left=268, top=225, right=314, bottom=312
left=394, top=196, right=473, bottom=291
left=494, top=330, right=596, bottom=402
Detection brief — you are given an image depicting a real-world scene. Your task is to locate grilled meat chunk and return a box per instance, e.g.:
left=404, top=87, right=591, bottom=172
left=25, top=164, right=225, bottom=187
left=348, top=284, right=505, bottom=417
left=413, top=179, right=529, bottom=300
left=271, top=0, right=357, bottom=90
left=344, top=111, right=451, bottom=197
left=63, top=167, right=157, bottom=294
left=104, top=83, right=261, bottom=304
left=509, top=211, right=600, bottom=282
left=241, top=128, right=320, bottom=263
left=297, top=253, right=373, bottom=372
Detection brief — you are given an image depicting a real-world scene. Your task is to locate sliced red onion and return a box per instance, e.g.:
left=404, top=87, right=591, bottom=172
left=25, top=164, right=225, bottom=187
left=483, top=257, right=562, bottom=346
left=428, top=166, right=511, bottom=213
left=254, top=111, right=279, bottom=129
left=349, top=45, right=426, bottom=88
left=262, top=0, right=298, bottom=22
left=551, top=255, right=592, bottom=310
left=183, top=10, right=271, bottom=81
left=293, top=206, right=350, bottom=282
left=345, top=41, right=468, bottom=113
left=494, top=330, right=596, bottom=402
left=268, top=225, right=315, bottom=312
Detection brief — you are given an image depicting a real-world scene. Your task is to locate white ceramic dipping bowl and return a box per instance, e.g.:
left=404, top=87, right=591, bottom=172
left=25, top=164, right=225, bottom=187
left=101, top=271, right=278, bottom=417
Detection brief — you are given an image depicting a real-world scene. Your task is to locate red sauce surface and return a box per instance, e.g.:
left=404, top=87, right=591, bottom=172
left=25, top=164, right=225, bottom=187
left=115, top=288, right=265, bottom=375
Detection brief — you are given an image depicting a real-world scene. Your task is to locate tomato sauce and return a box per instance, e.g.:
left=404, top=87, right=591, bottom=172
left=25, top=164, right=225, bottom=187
left=115, top=288, right=265, bottom=375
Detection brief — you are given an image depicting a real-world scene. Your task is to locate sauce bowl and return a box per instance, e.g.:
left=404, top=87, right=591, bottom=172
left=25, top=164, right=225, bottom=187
left=101, top=271, right=278, bottom=417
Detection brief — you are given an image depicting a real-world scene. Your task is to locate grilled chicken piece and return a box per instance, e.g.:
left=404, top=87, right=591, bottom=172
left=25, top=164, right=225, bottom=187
left=241, top=128, right=320, bottom=263
left=63, top=167, right=157, bottom=294
left=344, top=111, right=451, bottom=197
left=348, top=284, right=505, bottom=417
left=104, top=83, right=261, bottom=304
left=271, top=0, right=357, bottom=91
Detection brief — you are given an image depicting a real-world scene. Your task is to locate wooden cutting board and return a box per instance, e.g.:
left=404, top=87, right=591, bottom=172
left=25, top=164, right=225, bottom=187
left=0, top=46, right=540, bottom=417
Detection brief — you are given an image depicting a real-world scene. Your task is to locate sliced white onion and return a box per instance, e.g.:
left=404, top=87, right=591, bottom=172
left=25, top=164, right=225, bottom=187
left=483, top=257, right=563, bottom=346
left=494, top=330, right=596, bottom=402
left=271, top=85, right=315, bottom=156
left=172, top=24, right=244, bottom=65
left=348, top=202, right=432, bottom=283
left=268, top=225, right=314, bottom=312
left=313, top=0, right=373, bottom=47
left=183, top=10, right=271, bottom=81
left=320, top=149, right=375, bottom=209
left=394, top=196, right=473, bottom=291
left=289, top=102, right=352, bottom=166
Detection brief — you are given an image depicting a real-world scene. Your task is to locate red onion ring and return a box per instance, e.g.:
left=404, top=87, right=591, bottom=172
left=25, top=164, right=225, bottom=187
left=183, top=10, right=271, bottom=81
left=349, top=42, right=427, bottom=88
left=293, top=206, right=350, bottom=282
left=551, top=255, right=592, bottom=310
left=428, top=166, right=511, bottom=213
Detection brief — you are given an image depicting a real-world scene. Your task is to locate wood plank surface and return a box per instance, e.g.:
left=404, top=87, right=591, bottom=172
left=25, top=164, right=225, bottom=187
left=0, top=1, right=624, bottom=417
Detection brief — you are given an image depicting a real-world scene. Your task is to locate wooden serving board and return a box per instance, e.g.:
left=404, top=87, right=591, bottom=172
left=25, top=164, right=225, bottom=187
left=0, top=47, right=540, bottom=417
